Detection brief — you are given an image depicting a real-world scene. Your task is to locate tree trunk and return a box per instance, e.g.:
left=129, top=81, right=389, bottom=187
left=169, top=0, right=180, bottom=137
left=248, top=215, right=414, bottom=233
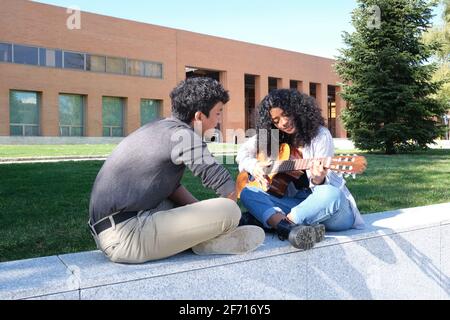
left=385, top=140, right=396, bottom=155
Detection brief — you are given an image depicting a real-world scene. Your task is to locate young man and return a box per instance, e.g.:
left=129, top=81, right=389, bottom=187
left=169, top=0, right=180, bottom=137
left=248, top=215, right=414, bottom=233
left=88, top=77, right=265, bottom=264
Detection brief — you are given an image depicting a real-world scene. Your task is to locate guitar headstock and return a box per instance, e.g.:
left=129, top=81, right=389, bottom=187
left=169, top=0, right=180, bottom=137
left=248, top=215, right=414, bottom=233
left=328, top=155, right=367, bottom=177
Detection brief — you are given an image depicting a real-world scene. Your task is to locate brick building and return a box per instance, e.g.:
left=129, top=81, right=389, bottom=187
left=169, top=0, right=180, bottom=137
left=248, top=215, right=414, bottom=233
left=0, top=0, right=347, bottom=143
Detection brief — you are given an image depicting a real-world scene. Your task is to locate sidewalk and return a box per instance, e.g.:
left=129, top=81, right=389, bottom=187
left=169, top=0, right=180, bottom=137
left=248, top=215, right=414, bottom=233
left=1, top=202, right=449, bottom=300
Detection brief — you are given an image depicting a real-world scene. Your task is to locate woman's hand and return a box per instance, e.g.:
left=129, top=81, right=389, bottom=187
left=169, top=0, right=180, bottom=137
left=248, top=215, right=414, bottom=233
left=309, top=159, right=328, bottom=185
left=251, top=161, right=271, bottom=190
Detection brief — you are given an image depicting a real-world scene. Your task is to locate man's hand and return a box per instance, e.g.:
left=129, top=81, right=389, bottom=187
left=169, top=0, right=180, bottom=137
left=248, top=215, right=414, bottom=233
left=309, top=159, right=328, bottom=185
left=169, top=185, right=198, bottom=206
left=227, top=191, right=237, bottom=202
left=251, top=161, right=272, bottom=191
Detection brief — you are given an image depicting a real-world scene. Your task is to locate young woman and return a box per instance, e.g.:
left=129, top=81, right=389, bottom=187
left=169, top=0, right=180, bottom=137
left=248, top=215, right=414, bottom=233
left=237, top=89, right=365, bottom=250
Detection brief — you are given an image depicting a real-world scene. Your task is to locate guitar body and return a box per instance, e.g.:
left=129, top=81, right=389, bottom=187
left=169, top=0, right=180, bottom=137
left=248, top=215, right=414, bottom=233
left=236, top=145, right=367, bottom=199
left=236, top=144, right=304, bottom=198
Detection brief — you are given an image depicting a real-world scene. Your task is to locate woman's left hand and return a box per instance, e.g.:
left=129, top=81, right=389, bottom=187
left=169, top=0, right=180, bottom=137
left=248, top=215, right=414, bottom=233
left=309, top=159, right=328, bottom=185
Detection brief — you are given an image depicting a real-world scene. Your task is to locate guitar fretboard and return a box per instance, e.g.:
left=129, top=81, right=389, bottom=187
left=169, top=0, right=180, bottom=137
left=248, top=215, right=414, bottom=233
left=268, top=158, right=333, bottom=174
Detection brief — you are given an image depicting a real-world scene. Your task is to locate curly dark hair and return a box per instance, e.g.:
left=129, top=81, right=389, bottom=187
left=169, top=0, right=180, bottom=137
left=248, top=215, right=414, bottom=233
left=257, top=89, right=325, bottom=156
left=170, top=77, right=230, bottom=123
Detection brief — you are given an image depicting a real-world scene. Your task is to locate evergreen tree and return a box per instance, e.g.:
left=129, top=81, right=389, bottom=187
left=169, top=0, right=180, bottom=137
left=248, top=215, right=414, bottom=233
left=424, top=0, right=450, bottom=116
left=336, top=0, right=447, bottom=154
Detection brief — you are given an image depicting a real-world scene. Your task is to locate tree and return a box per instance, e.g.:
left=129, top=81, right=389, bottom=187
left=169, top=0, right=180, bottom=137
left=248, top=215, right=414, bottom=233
left=336, top=0, right=447, bottom=154
left=424, top=0, right=450, bottom=115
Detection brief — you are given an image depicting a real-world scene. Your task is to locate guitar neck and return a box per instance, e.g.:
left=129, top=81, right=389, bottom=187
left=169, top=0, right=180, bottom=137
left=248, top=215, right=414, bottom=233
left=269, top=158, right=332, bottom=174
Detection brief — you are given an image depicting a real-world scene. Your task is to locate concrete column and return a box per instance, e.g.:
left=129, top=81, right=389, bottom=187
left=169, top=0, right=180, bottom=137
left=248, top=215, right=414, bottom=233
left=176, top=61, right=186, bottom=86
left=317, top=83, right=329, bottom=123
left=85, top=92, right=103, bottom=137
left=255, top=74, right=268, bottom=106
left=126, top=96, right=141, bottom=135
left=0, top=85, right=9, bottom=136
left=218, top=71, right=229, bottom=139
left=301, top=81, right=310, bottom=95
left=40, top=89, right=59, bottom=136
left=224, top=70, right=245, bottom=141
left=336, top=86, right=347, bottom=138
left=161, top=98, right=171, bottom=118
left=279, top=78, right=289, bottom=89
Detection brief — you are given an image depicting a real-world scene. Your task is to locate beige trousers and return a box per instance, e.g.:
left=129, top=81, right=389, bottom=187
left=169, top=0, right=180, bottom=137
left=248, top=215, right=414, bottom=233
left=92, top=198, right=241, bottom=264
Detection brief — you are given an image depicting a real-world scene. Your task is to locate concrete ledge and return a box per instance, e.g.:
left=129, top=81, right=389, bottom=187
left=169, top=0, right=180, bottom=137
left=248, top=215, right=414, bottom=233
left=1, top=203, right=449, bottom=300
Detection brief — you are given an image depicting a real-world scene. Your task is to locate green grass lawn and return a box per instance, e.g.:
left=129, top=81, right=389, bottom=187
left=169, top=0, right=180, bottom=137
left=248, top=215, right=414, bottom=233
left=0, top=143, right=239, bottom=159
left=0, top=145, right=117, bottom=158
left=0, top=150, right=449, bottom=262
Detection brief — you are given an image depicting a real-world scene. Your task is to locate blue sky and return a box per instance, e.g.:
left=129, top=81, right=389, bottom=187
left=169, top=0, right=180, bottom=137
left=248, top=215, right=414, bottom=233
left=33, top=0, right=444, bottom=59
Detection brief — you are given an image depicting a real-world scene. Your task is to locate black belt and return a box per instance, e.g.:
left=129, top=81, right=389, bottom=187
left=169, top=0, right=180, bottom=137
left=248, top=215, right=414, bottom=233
left=91, top=211, right=139, bottom=236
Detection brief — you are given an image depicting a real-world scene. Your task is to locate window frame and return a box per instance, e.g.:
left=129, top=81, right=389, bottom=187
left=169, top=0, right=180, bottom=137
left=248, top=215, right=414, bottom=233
left=140, top=98, right=162, bottom=126
left=12, top=44, right=39, bottom=66
left=0, top=42, right=13, bottom=63
left=102, top=96, right=125, bottom=137
left=1, top=41, right=164, bottom=79
left=9, top=90, right=41, bottom=137
left=59, top=93, right=86, bottom=137
left=63, top=50, right=86, bottom=70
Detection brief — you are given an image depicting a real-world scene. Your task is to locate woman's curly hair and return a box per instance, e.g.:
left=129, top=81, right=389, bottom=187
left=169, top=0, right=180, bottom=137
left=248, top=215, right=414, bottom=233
left=170, top=77, right=229, bottom=123
left=257, top=89, right=325, bottom=156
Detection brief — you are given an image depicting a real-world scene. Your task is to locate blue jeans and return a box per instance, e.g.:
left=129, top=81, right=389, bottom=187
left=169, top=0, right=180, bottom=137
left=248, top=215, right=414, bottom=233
left=240, top=185, right=355, bottom=232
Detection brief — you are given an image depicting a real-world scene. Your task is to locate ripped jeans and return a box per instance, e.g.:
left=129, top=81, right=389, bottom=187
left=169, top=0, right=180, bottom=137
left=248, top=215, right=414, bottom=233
left=240, top=185, right=355, bottom=231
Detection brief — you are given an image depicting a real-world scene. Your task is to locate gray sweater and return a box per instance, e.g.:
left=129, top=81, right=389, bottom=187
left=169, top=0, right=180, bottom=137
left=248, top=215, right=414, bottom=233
left=89, top=117, right=236, bottom=223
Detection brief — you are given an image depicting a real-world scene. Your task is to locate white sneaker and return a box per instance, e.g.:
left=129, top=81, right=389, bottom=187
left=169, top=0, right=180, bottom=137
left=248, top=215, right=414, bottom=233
left=192, top=225, right=265, bottom=255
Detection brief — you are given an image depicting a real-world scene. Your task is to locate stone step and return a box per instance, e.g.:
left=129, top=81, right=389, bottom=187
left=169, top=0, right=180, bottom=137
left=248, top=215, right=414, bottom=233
left=1, top=202, right=449, bottom=300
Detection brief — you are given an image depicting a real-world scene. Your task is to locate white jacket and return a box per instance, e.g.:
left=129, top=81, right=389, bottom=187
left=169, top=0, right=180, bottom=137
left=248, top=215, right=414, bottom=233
left=236, top=126, right=365, bottom=229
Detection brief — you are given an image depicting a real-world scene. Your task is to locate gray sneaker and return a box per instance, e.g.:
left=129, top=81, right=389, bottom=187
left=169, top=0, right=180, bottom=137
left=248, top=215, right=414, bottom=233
left=192, top=225, right=265, bottom=256
left=313, top=224, right=326, bottom=243
left=276, top=219, right=316, bottom=250
left=287, top=225, right=316, bottom=250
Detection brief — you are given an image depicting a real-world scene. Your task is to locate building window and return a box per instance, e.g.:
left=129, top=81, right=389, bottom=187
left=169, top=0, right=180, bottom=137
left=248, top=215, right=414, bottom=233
left=103, top=97, right=124, bottom=137
left=0, top=43, right=12, bottom=62
left=128, top=59, right=145, bottom=76
left=106, top=57, right=126, bottom=74
left=40, top=48, right=62, bottom=68
left=10, top=90, right=40, bottom=136
left=87, top=55, right=106, bottom=72
left=310, top=83, right=317, bottom=99
left=141, top=99, right=162, bottom=126
left=0, top=43, right=163, bottom=79
left=3, top=41, right=164, bottom=78
left=64, top=51, right=85, bottom=70
left=144, top=62, right=163, bottom=78
left=13, top=44, right=39, bottom=65
left=269, top=77, right=279, bottom=93
left=59, top=94, right=85, bottom=137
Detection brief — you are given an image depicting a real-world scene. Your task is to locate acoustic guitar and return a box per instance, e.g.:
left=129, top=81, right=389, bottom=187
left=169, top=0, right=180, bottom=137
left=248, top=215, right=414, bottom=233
left=236, top=143, right=367, bottom=198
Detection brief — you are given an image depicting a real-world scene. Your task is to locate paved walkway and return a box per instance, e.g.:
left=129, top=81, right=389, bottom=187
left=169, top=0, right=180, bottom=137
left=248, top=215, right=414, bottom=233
left=1, top=202, right=449, bottom=300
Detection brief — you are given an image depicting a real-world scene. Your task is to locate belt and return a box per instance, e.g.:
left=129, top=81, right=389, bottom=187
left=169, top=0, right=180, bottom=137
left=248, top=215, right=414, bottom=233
left=90, top=211, right=139, bottom=236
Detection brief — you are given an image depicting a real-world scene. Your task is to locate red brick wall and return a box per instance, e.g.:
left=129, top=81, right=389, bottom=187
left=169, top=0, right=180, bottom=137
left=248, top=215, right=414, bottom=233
left=0, top=0, right=346, bottom=139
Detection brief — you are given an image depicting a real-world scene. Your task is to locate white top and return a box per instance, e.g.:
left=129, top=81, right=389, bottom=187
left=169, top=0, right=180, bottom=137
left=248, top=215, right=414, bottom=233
left=236, top=126, right=365, bottom=229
